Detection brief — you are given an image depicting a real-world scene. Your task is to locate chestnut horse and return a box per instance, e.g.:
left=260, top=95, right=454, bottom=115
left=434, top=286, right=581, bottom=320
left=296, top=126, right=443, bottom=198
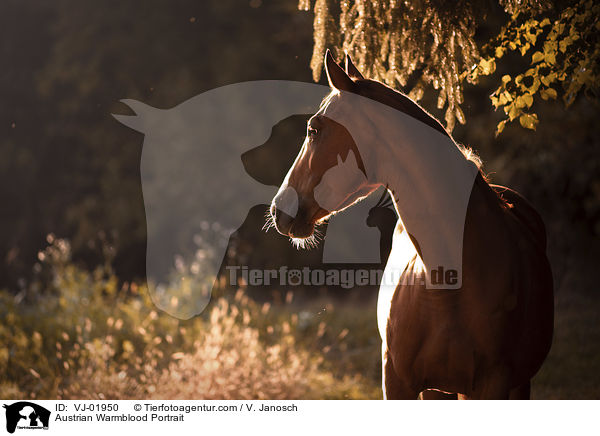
left=270, top=50, right=553, bottom=399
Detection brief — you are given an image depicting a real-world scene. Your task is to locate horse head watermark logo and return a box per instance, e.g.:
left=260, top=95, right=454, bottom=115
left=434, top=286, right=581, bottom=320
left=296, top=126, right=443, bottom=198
left=114, top=65, right=478, bottom=318
left=114, top=81, right=398, bottom=319
left=3, top=402, right=50, bottom=434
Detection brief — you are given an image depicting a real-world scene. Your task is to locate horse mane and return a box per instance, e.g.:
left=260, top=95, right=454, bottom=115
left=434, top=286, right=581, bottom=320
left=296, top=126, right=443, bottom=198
left=352, top=79, right=482, bottom=169
left=350, top=80, right=527, bottom=212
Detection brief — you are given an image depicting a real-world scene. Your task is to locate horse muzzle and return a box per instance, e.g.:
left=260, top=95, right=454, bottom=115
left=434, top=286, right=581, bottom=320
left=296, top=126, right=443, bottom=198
left=271, top=185, right=298, bottom=235
left=269, top=203, right=314, bottom=237
left=271, top=203, right=294, bottom=235
left=270, top=186, right=320, bottom=238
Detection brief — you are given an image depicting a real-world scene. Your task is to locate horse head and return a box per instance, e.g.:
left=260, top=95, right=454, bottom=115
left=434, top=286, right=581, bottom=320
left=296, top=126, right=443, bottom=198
left=270, top=51, right=380, bottom=243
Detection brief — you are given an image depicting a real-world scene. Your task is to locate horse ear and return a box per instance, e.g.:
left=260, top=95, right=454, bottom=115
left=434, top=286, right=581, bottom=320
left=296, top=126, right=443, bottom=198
left=345, top=54, right=364, bottom=80
left=325, top=49, right=355, bottom=92
left=112, top=99, right=158, bottom=133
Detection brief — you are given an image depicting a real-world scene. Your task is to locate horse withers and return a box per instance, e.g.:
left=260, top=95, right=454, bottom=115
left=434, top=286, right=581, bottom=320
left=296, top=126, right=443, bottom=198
left=269, top=50, right=553, bottom=399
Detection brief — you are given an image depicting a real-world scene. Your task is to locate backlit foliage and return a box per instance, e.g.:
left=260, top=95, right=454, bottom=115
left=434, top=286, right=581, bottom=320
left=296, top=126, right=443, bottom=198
left=0, top=237, right=379, bottom=400
left=476, top=0, right=600, bottom=134
left=300, top=0, right=599, bottom=133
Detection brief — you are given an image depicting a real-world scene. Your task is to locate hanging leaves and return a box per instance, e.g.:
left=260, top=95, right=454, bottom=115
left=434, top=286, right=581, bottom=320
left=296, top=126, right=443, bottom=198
left=309, top=0, right=341, bottom=82
left=299, top=0, right=599, bottom=134
left=477, top=0, right=599, bottom=132
left=300, top=0, right=489, bottom=131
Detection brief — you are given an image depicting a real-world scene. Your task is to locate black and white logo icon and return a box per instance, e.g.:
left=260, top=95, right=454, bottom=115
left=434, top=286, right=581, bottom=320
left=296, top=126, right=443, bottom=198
left=3, top=402, right=50, bottom=434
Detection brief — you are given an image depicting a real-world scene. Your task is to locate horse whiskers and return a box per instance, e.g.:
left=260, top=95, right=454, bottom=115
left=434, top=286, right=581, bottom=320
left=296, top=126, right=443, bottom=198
left=291, top=236, right=313, bottom=250
left=291, top=234, right=318, bottom=250
left=262, top=208, right=276, bottom=232
left=291, top=224, right=324, bottom=250
left=262, top=220, right=276, bottom=232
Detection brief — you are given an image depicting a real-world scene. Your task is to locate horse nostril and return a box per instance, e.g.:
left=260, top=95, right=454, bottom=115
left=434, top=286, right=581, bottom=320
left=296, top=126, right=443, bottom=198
left=272, top=206, right=295, bottom=235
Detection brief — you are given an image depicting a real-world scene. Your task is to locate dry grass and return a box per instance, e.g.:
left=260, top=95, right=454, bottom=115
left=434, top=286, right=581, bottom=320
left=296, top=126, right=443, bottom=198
left=4, top=237, right=596, bottom=400
left=0, top=238, right=379, bottom=400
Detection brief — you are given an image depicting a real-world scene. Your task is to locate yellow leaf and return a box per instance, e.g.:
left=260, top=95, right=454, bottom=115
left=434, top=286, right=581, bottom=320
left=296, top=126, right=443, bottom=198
left=509, top=104, right=520, bottom=121
left=479, top=58, right=496, bottom=75
left=559, top=38, right=571, bottom=53
left=515, top=96, right=526, bottom=109
left=540, top=88, right=557, bottom=100
left=532, top=51, right=544, bottom=64
left=498, top=91, right=512, bottom=105
left=496, top=120, right=507, bottom=137
left=519, top=113, right=539, bottom=130
left=541, top=72, right=557, bottom=86
left=515, top=74, right=523, bottom=85
left=502, top=75, right=511, bottom=84
left=540, top=18, right=551, bottom=27
left=515, top=94, right=533, bottom=109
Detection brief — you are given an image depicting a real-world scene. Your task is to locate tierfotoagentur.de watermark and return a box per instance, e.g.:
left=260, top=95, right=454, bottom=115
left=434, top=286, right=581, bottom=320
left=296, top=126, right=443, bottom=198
left=226, top=265, right=459, bottom=289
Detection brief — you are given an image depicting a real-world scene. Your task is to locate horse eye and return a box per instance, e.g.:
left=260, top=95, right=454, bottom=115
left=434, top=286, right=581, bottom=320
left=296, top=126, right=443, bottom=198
left=308, top=127, right=318, bottom=137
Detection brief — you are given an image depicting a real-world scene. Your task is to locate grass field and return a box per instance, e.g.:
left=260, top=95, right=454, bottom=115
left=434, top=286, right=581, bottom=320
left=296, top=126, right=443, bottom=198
left=1, top=237, right=598, bottom=400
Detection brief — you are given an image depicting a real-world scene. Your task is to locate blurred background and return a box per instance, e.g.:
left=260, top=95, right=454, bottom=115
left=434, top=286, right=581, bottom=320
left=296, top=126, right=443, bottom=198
left=0, top=0, right=598, bottom=399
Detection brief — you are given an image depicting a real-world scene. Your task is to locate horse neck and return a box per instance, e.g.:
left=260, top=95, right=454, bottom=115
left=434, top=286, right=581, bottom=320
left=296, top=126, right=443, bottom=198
left=363, top=104, right=479, bottom=288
